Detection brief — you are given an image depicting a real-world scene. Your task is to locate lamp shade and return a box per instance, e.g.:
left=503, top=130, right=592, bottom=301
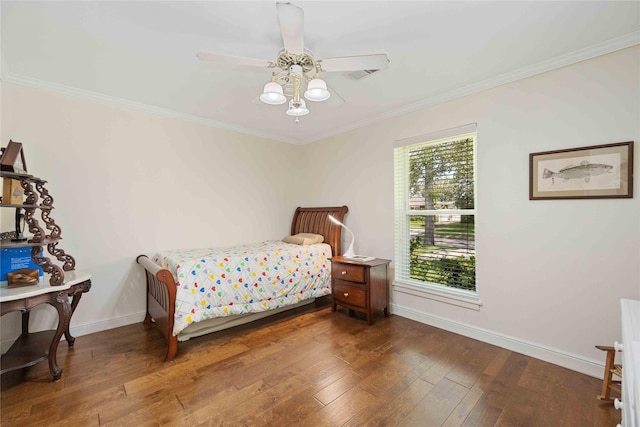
left=286, top=99, right=310, bottom=116
left=304, top=78, right=331, bottom=102
left=260, top=82, right=287, bottom=105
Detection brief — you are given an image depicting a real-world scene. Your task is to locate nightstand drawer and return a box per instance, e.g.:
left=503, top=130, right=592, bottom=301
left=331, top=263, right=365, bottom=283
left=333, top=281, right=366, bottom=308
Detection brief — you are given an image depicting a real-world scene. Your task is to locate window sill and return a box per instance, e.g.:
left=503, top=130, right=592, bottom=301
left=393, top=280, right=482, bottom=311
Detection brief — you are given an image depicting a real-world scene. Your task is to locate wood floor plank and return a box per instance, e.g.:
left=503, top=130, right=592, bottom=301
left=260, top=394, right=325, bottom=426
left=175, top=380, right=270, bottom=425
left=298, top=355, right=351, bottom=391
left=534, top=367, right=573, bottom=426
left=445, top=339, right=502, bottom=389
left=302, top=385, right=379, bottom=427
left=28, top=384, right=126, bottom=423
left=460, top=352, right=531, bottom=426
left=0, top=308, right=622, bottom=426
left=123, top=367, right=200, bottom=397
left=483, top=346, right=512, bottom=377
left=314, top=371, right=364, bottom=405
left=419, top=336, right=471, bottom=386
left=100, top=388, right=185, bottom=425
left=239, top=375, right=320, bottom=426
left=345, top=376, right=434, bottom=426
left=442, top=373, right=493, bottom=427
left=357, top=353, right=414, bottom=397
left=559, top=369, right=610, bottom=427
left=494, top=384, right=548, bottom=427
left=397, top=377, right=470, bottom=427
left=9, top=409, right=100, bottom=427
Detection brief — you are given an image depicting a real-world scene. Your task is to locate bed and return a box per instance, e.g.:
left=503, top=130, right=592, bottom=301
left=136, top=206, right=348, bottom=361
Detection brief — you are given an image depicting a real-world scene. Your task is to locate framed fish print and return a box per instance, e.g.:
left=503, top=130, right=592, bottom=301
left=529, top=141, right=633, bottom=200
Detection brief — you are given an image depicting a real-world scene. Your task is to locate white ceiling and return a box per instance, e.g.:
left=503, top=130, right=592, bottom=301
left=2, top=1, right=639, bottom=144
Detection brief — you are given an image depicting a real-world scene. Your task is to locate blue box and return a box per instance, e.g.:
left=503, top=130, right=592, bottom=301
left=1, top=247, right=44, bottom=282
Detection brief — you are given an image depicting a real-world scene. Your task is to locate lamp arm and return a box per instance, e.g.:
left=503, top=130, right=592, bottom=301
left=340, top=223, right=356, bottom=258
left=328, top=214, right=356, bottom=258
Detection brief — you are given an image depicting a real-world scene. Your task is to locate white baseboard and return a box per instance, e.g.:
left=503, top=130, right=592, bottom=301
left=69, top=312, right=147, bottom=337
left=391, top=303, right=605, bottom=379
left=1, top=311, right=146, bottom=354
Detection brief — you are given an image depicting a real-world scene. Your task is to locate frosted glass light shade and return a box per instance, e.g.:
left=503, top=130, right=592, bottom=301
left=286, top=99, right=309, bottom=116
left=260, top=82, right=286, bottom=105
left=304, top=78, right=331, bottom=102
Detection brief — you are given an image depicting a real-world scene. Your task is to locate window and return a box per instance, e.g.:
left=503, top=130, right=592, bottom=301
left=394, top=124, right=479, bottom=308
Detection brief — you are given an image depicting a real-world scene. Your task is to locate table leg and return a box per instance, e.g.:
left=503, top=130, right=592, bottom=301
left=48, top=291, right=72, bottom=381
left=64, top=280, right=91, bottom=346
left=21, top=311, right=30, bottom=335
left=64, top=292, right=82, bottom=346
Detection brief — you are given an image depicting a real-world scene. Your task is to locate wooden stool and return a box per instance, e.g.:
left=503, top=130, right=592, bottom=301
left=596, top=345, right=622, bottom=401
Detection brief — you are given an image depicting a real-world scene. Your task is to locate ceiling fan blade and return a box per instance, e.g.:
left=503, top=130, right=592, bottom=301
left=320, top=54, right=390, bottom=72
left=327, top=85, right=345, bottom=107
left=196, top=52, right=271, bottom=68
left=277, top=2, right=304, bottom=55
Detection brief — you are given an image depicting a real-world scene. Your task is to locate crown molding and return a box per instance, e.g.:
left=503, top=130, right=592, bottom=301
left=1, top=73, right=301, bottom=145
left=2, top=31, right=638, bottom=146
left=302, top=30, right=640, bottom=145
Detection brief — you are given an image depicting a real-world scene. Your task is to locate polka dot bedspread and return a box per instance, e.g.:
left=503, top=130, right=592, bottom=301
left=152, top=241, right=332, bottom=336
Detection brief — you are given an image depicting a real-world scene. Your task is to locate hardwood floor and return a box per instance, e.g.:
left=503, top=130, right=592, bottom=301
left=1, top=304, right=620, bottom=426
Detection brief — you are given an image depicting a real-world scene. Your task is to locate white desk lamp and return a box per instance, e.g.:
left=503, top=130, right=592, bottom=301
left=328, top=214, right=356, bottom=258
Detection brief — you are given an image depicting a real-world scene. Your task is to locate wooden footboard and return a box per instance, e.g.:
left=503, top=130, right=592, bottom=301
left=136, top=254, right=179, bottom=362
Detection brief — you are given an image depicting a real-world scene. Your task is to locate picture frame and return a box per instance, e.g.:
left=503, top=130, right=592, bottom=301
left=0, top=140, right=28, bottom=174
left=529, top=141, right=633, bottom=200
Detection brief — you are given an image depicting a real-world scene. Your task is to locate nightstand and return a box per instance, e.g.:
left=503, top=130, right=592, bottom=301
left=330, top=256, right=391, bottom=325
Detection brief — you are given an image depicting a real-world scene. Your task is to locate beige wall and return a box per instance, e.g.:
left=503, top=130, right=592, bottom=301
left=1, top=83, right=303, bottom=338
left=297, top=46, right=640, bottom=376
left=1, top=46, right=638, bottom=377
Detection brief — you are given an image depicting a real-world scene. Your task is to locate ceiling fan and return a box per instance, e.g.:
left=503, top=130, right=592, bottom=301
left=197, top=2, right=389, bottom=123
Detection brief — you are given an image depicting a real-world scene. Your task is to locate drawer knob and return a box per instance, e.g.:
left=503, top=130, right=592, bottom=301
left=614, top=398, right=623, bottom=410
left=341, top=271, right=347, bottom=275
left=343, top=293, right=349, bottom=298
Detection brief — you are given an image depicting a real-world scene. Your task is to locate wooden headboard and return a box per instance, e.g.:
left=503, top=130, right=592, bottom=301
left=291, top=206, right=348, bottom=256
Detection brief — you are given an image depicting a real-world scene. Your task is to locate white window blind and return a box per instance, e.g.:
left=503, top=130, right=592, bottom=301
left=394, top=124, right=478, bottom=297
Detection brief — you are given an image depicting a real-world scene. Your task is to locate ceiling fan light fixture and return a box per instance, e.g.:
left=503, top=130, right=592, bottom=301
left=286, top=99, right=309, bottom=116
left=260, top=82, right=287, bottom=105
left=304, top=78, right=331, bottom=102
left=197, top=2, right=391, bottom=124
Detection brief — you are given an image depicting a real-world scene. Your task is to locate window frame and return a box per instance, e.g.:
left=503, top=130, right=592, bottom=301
left=393, top=124, right=481, bottom=310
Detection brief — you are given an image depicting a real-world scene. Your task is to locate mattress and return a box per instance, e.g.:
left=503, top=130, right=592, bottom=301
left=177, top=298, right=317, bottom=341
left=151, top=241, right=332, bottom=336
